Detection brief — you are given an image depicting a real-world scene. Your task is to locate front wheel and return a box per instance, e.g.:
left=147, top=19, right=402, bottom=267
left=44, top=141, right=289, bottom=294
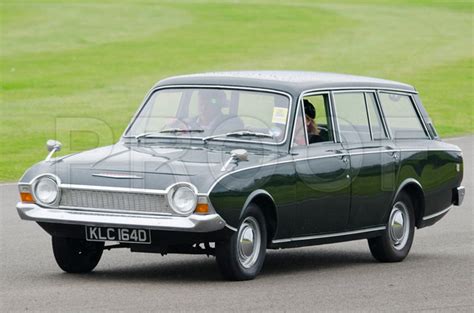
left=52, top=236, right=104, bottom=273
left=368, top=191, right=415, bottom=262
left=215, top=204, right=267, bottom=281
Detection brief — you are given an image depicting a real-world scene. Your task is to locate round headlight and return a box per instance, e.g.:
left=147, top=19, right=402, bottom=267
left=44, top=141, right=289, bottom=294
left=34, top=177, right=59, bottom=205
left=168, top=184, right=197, bottom=215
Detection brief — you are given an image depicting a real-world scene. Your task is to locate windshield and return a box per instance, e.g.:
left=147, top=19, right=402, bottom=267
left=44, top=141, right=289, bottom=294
left=125, top=88, right=291, bottom=144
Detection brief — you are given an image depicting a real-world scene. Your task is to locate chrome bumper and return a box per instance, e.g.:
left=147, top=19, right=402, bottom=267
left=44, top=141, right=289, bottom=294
left=453, top=186, right=465, bottom=206
left=17, top=202, right=227, bottom=233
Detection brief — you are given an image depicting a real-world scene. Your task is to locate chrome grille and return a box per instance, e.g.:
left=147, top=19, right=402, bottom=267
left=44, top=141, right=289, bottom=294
left=59, top=188, right=171, bottom=215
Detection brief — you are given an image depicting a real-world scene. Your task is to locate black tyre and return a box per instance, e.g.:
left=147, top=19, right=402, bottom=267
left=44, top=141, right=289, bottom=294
left=368, top=191, right=415, bottom=262
left=52, top=236, right=104, bottom=273
left=216, top=204, right=267, bottom=281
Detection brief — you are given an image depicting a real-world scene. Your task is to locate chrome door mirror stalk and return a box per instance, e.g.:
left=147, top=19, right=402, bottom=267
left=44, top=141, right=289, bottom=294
left=45, top=140, right=62, bottom=161
left=221, top=149, right=248, bottom=172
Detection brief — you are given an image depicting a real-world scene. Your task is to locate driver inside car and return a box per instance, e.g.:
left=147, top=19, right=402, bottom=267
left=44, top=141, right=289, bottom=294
left=193, top=89, right=226, bottom=130
left=188, top=89, right=243, bottom=134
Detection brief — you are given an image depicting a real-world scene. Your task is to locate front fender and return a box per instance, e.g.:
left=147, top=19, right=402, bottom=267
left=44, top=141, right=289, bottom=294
left=209, top=189, right=275, bottom=231
left=239, top=189, right=275, bottom=220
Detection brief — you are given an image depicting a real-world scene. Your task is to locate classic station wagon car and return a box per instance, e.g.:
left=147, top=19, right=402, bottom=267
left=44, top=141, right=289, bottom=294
left=17, top=71, right=465, bottom=280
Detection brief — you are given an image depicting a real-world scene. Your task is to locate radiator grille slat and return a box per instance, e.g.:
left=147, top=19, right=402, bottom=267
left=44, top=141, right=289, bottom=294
left=59, top=188, right=171, bottom=214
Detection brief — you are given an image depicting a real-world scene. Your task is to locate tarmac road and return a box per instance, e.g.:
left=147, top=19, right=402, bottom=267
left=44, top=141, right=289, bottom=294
left=0, top=136, right=472, bottom=312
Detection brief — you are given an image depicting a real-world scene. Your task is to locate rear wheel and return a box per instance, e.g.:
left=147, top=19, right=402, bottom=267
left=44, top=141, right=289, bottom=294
left=52, top=236, right=104, bottom=273
left=216, top=204, right=267, bottom=281
left=368, top=191, right=415, bottom=262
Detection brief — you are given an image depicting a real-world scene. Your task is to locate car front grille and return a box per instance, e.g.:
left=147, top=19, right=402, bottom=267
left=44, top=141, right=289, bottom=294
left=59, top=188, right=171, bottom=215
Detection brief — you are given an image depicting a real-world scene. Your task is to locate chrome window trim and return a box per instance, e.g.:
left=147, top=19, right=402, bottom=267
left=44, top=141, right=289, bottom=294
left=332, top=90, right=374, bottom=144
left=272, top=225, right=386, bottom=244
left=375, top=90, right=393, bottom=139
left=301, top=98, right=309, bottom=145
left=326, top=91, right=338, bottom=143
left=410, top=93, right=432, bottom=139
left=121, top=84, right=294, bottom=146
left=332, top=89, right=383, bottom=94
left=292, top=91, right=336, bottom=150
left=363, top=92, right=374, bottom=140
left=330, top=91, right=342, bottom=145
left=290, top=98, right=308, bottom=147
left=373, top=90, right=391, bottom=139
left=329, top=91, right=343, bottom=143
left=299, top=87, right=418, bottom=143
left=364, top=91, right=390, bottom=141
left=301, top=86, right=418, bottom=95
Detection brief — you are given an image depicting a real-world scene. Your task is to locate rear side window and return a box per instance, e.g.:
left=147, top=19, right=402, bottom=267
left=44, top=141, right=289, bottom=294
left=334, top=92, right=371, bottom=143
left=379, top=93, right=428, bottom=139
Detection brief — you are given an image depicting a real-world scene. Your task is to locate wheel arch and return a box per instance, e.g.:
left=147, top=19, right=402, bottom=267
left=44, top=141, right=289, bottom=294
left=394, top=178, right=425, bottom=228
left=240, top=190, right=278, bottom=244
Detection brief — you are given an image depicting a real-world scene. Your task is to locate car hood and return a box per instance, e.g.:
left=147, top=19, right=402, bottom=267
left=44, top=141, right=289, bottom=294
left=21, top=143, right=283, bottom=193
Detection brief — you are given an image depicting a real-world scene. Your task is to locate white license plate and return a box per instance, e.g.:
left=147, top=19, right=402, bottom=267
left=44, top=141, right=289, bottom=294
left=85, top=226, right=151, bottom=244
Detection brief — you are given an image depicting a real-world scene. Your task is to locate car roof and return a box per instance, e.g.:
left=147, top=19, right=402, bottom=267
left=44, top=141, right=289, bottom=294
left=154, top=71, right=416, bottom=94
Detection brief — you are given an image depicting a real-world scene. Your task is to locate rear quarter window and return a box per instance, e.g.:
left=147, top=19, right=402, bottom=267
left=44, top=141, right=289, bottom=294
left=379, top=92, right=428, bottom=139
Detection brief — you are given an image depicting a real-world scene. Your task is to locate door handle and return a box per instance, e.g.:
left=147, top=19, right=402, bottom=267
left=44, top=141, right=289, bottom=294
left=327, top=149, right=348, bottom=162
left=335, top=151, right=348, bottom=161
left=385, top=146, right=398, bottom=157
left=327, top=149, right=344, bottom=154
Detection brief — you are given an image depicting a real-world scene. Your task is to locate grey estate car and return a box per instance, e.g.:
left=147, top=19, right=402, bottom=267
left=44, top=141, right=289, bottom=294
left=17, top=71, right=465, bottom=280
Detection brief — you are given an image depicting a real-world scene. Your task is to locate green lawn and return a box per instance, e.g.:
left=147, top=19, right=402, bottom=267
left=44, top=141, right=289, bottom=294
left=1, top=0, right=473, bottom=181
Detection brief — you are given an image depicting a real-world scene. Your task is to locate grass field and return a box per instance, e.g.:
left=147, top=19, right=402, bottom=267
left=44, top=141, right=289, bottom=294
left=1, top=0, right=473, bottom=181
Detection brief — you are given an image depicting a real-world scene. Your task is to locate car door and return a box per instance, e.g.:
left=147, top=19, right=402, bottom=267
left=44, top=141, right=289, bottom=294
left=291, top=92, right=351, bottom=236
left=332, top=91, right=399, bottom=229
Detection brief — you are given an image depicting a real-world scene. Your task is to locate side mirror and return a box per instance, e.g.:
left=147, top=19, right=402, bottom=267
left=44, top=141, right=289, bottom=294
left=45, top=140, right=62, bottom=161
left=46, top=140, right=62, bottom=152
left=221, top=149, right=248, bottom=171
left=231, top=149, right=248, bottom=161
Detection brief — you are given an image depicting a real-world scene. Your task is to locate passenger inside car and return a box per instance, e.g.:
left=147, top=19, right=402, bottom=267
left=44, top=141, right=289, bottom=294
left=304, top=99, right=328, bottom=144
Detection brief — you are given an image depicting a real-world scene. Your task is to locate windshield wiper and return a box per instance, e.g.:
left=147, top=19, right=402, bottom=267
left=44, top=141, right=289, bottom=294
left=202, top=131, right=274, bottom=143
left=135, top=128, right=204, bottom=140
left=159, top=128, right=204, bottom=134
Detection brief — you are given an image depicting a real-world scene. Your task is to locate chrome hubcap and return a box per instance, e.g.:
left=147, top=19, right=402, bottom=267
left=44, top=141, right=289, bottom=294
left=389, top=201, right=410, bottom=250
left=237, top=217, right=261, bottom=269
